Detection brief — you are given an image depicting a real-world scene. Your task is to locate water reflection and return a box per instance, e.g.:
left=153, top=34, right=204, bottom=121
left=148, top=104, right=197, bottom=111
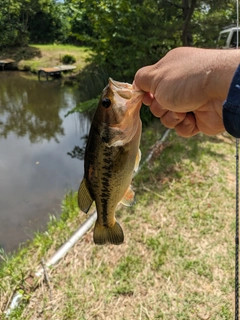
left=0, top=73, right=67, bottom=142
left=0, top=72, right=91, bottom=252
left=67, top=135, right=88, bottom=161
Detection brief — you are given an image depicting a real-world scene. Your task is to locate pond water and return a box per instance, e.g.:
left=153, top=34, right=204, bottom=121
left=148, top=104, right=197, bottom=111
left=0, top=72, right=91, bottom=253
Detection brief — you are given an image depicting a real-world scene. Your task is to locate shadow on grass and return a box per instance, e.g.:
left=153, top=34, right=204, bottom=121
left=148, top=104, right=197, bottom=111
left=135, top=129, right=236, bottom=195
left=0, top=46, right=42, bottom=65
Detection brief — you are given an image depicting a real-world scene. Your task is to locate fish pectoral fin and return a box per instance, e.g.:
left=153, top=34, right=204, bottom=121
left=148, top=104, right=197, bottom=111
left=120, top=185, right=135, bottom=207
left=93, top=221, right=124, bottom=245
left=78, top=178, right=93, bottom=213
left=134, top=149, right=141, bottom=172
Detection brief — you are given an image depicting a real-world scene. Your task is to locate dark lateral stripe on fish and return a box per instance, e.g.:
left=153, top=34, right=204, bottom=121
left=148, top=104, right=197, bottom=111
left=101, top=181, right=110, bottom=223
left=99, top=144, right=119, bottom=227
left=101, top=188, right=110, bottom=196
left=101, top=178, right=109, bottom=184
left=100, top=193, right=110, bottom=222
left=102, top=169, right=112, bottom=178
left=103, top=147, right=112, bottom=156
left=100, top=163, right=112, bottom=226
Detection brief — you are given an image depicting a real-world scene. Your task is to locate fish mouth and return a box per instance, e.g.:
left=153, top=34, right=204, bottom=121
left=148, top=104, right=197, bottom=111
left=109, top=78, right=133, bottom=90
left=108, top=78, right=143, bottom=100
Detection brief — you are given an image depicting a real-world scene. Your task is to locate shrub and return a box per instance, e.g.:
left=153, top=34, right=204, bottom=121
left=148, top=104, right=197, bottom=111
left=61, top=54, right=76, bottom=64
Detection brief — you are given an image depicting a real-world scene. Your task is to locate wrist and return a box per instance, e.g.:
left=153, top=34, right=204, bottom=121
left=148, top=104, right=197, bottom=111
left=206, top=49, right=240, bottom=100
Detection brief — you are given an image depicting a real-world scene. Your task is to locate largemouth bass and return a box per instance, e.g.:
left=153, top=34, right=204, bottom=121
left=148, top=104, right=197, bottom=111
left=78, top=78, right=144, bottom=245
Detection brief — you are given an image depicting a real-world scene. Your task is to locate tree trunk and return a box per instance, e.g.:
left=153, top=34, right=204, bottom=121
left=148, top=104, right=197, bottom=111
left=181, top=0, right=197, bottom=46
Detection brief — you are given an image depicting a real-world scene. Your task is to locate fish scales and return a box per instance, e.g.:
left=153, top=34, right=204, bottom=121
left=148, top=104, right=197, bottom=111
left=78, top=78, right=144, bottom=245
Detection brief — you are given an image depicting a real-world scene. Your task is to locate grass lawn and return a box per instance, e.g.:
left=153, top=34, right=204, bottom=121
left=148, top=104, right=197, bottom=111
left=0, top=44, right=91, bottom=73
left=0, top=121, right=238, bottom=319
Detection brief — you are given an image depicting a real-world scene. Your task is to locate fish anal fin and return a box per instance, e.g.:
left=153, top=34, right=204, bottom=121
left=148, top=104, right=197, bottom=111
left=120, top=185, right=135, bottom=207
left=78, top=178, right=93, bottom=213
left=134, top=149, right=141, bottom=172
left=93, top=221, right=124, bottom=245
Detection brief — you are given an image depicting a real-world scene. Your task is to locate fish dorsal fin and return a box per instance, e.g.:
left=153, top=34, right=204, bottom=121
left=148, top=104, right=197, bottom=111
left=78, top=178, right=93, bottom=213
left=93, top=220, right=124, bottom=245
left=134, top=149, right=141, bottom=172
left=120, top=185, right=135, bottom=207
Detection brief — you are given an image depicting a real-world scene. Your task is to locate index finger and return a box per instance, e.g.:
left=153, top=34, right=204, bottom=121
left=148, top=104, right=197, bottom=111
left=134, top=65, right=155, bottom=93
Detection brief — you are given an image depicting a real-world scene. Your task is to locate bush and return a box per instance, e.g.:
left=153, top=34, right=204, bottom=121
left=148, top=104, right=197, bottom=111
left=61, top=54, right=76, bottom=64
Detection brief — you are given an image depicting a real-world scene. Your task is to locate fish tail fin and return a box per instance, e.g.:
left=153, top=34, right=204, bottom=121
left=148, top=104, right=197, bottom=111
left=93, top=221, right=124, bottom=245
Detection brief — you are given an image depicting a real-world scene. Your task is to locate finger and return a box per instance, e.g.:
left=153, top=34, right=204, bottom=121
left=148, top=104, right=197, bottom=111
left=134, top=65, right=155, bottom=93
left=174, top=113, right=199, bottom=137
left=132, top=80, right=140, bottom=91
left=160, top=111, right=186, bottom=128
left=142, top=92, right=154, bottom=106
left=149, top=98, right=168, bottom=117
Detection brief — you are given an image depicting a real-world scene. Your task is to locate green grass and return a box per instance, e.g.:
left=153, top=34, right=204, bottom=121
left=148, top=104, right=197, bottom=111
left=31, top=44, right=87, bottom=51
left=0, top=44, right=91, bottom=73
left=0, top=124, right=238, bottom=319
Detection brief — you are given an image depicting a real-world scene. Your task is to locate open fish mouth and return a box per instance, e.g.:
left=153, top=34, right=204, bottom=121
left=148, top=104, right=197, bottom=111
left=109, top=78, right=133, bottom=90
left=108, top=78, right=143, bottom=100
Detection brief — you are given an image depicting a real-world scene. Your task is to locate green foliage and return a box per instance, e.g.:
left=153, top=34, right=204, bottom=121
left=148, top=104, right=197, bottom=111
left=192, top=1, right=236, bottom=48
left=61, top=54, right=76, bottom=64
left=70, top=0, right=181, bottom=80
left=0, top=0, right=237, bottom=73
left=62, top=0, right=236, bottom=80
left=63, top=0, right=93, bottom=45
left=0, top=0, right=28, bottom=47
left=28, top=5, right=70, bottom=44
left=65, top=98, right=99, bottom=116
left=65, top=64, right=109, bottom=116
left=0, top=0, right=69, bottom=47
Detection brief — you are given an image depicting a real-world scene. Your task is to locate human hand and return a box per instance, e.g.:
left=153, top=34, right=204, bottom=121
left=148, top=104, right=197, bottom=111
left=134, top=47, right=239, bottom=137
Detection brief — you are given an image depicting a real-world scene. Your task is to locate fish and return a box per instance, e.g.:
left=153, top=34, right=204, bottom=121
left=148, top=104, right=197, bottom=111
left=78, top=78, right=144, bottom=245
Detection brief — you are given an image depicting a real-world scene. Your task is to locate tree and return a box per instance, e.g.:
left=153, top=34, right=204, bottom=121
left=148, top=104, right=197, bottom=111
left=64, top=0, right=184, bottom=80
left=66, top=0, right=236, bottom=80
left=0, top=0, right=25, bottom=47
left=192, top=1, right=237, bottom=47
left=62, top=0, right=93, bottom=45
left=28, top=1, right=70, bottom=43
left=0, top=0, right=68, bottom=47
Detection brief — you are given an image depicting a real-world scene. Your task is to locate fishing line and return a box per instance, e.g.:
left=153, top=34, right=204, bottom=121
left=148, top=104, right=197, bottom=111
left=235, top=1, right=239, bottom=319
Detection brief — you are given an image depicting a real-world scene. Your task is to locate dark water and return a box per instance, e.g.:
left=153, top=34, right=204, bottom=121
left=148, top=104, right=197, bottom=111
left=0, top=72, right=90, bottom=252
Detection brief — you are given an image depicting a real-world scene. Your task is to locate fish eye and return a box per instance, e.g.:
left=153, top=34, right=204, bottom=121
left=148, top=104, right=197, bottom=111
left=102, top=98, right=111, bottom=108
